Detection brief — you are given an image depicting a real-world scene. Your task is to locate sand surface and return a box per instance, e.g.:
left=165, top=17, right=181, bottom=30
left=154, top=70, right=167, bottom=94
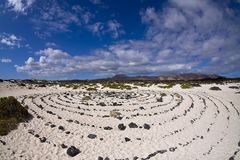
left=0, top=81, right=240, bottom=160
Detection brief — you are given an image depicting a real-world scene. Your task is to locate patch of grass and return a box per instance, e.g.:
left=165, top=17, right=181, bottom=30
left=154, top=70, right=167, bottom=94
left=72, top=85, right=78, bottom=89
left=180, top=83, right=192, bottom=89
left=110, top=110, right=122, bottom=118
left=0, top=96, right=31, bottom=135
left=86, top=87, right=97, bottom=91
left=158, top=83, right=175, bottom=89
left=160, top=92, right=167, bottom=97
left=82, top=96, right=91, bottom=101
left=191, top=83, right=201, bottom=87
left=173, top=93, right=181, bottom=99
left=229, top=86, right=239, bottom=89
left=102, top=82, right=132, bottom=90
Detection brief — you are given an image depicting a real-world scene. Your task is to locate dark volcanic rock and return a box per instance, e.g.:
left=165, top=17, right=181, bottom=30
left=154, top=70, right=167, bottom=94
left=39, top=137, right=46, bottom=143
left=118, top=123, right=126, bottom=130
left=98, top=157, right=104, bottom=160
left=103, top=126, right=113, bottom=130
left=99, top=102, right=106, bottom=106
left=158, top=150, right=167, bottom=154
left=61, top=144, right=68, bottom=149
left=58, top=126, right=65, bottom=131
left=229, top=156, right=234, bottom=160
left=143, top=123, right=150, bottom=130
left=129, top=122, right=138, bottom=128
left=169, top=147, right=176, bottom=152
left=209, top=86, right=221, bottom=91
left=0, top=140, right=6, bottom=145
left=88, top=134, right=97, bottom=139
left=67, top=146, right=80, bottom=157
left=133, top=156, right=139, bottom=160
left=34, top=134, right=40, bottom=138
left=67, top=119, right=73, bottom=123
left=50, top=124, right=56, bottom=128
left=139, top=107, right=145, bottom=110
left=125, top=137, right=131, bottom=142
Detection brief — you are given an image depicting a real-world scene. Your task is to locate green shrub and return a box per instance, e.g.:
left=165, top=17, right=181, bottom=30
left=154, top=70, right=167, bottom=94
left=0, top=96, right=31, bottom=135
left=102, top=82, right=132, bottom=90
left=181, top=83, right=192, bottom=89
left=159, top=83, right=175, bottom=89
left=192, top=83, right=201, bottom=87
left=160, top=92, right=167, bottom=97
left=110, top=110, right=121, bottom=118
left=82, top=96, right=91, bottom=101
left=72, top=85, right=78, bottom=89
left=86, top=87, right=97, bottom=91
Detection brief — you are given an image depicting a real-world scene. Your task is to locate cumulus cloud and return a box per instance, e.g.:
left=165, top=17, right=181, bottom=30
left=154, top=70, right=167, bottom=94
left=7, top=0, right=35, bottom=13
left=16, top=45, right=195, bottom=77
left=1, top=58, right=12, bottom=63
left=0, top=33, right=22, bottom=48
left=16, top=0, right=240, bottom=77
left=140, top=0, right=240, bottom=74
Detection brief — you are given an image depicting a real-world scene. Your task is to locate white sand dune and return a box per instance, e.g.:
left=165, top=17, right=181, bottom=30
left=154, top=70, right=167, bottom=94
left=0, top=81, right=240, bottom=160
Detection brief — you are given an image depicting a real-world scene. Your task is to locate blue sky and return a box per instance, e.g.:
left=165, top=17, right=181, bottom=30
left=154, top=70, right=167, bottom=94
left=0, top=0, right=240, bottom=80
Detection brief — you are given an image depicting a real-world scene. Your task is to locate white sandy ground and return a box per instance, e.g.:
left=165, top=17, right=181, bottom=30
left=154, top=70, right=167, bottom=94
left=0, top=81, right=240, bottom=160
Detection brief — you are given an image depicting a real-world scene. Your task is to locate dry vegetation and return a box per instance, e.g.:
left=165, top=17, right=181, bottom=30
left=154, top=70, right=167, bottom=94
left=0, top=96, right=31, bottom=135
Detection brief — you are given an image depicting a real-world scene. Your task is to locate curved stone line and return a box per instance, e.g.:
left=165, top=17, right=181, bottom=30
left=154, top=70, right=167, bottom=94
left=50, top=92, right=175, bottom=113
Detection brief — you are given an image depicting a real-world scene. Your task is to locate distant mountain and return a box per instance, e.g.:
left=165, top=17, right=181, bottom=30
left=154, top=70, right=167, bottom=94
left=110, top=73, right=225, bottom=81
left=112, top=74, right=129, bottom=80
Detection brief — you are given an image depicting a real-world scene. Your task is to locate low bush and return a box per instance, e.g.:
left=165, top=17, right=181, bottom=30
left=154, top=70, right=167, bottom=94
left=160, top=92, right=167, bottom=97
left=102, top=82, right=132, bottom=90
left=18, top=83, right=26, bottom=87
left=72, top=85, right=78, bottom=89
left=209, top=86, right=221, bottom=91
left=192, top=83, right=201, bottom=87
left=0, top=96, right=31, bottom=135
left=86, top=87, right=97, bottom=91
left=180, top=83, right=192, bottom=89
left=38, top=84, right=46, bottom=87
left=82, top=96, right=91, bottom=101
left=156, top=97, right=163, bottom=102
left=110, top=110, right=122, bottom=118
left=229, top=86, right=239, bottom=89
left=159, top=83, right=175, bottom=89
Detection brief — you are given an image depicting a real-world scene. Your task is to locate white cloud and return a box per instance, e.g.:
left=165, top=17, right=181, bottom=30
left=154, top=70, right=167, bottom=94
left=107, top=20, right=125, bottom=38
left=1, top=58, right=12, bottom=63
left=31, top=2, right=93, bottom=38
left=87, top=22, right=104, bottom=36
left=87, top=20, right=125, bottom=38
left=7, top=0, right=35, bottom=13
left=0, top=33, right=22, bottom=48
left=139, top=0, right=240, bottom=74
left=16, top=45, right=195, bottom=77
left=15, top=1, right=240, bottom=77
left=163, top=8, right=186, bottom=29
